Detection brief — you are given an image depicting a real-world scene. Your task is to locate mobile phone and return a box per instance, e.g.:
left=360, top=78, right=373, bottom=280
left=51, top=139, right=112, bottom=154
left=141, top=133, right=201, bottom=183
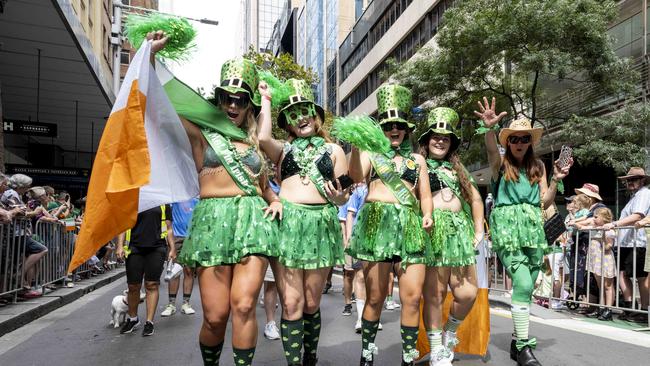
left=558, top=145, right=573, bottom=169
left=337, top=174, right=355, bottom=190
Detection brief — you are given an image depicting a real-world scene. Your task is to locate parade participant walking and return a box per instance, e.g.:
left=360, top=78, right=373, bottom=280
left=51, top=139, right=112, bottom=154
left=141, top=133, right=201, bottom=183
left=347, top=83, right=433, bottom=366
left=474, top=97, right=571, bottom=366
left=161, top=197, right=199, bottom=317
left=419, top=108, right=484, bottom=366
left=148, top=32, right=281, bottom=366
left=116, top=204, right=175, bottom=337
left=259, top=78, right=348, bottom=366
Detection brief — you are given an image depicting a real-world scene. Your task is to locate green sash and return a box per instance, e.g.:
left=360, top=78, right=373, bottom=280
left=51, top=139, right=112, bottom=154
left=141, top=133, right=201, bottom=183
left=289, top=138, right=335, bottom=205
left=370, top=153, right=419, bottom=209
left=201, top=129, right=258, bottom=196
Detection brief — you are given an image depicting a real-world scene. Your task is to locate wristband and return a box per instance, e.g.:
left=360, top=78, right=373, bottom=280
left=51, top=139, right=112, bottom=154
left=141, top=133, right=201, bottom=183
left=474, top=120, right=500, bottom=135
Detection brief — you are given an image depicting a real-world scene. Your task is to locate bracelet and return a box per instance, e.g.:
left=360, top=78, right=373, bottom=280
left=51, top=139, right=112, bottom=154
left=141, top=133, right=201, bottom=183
left=474, top=120, right=500, bottom=135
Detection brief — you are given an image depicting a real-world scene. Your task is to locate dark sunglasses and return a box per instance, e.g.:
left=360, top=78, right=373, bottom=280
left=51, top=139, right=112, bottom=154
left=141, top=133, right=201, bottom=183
left=507, top=135, right=532, bottom=144
left=218, top=93, right=250, bottom=109
left=382, top=122, right=408, bottom=132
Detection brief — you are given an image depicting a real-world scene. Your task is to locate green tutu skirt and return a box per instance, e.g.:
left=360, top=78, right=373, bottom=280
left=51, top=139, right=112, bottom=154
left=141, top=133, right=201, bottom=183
left=277, top=200, right=344, bottom=269
left=347, top=201, right=428, bottom=264
left=428, top=209, right=476, bottom=267
left=178, top=196, right=279, bottom=267
left=489, top=203, right=546, bottom=253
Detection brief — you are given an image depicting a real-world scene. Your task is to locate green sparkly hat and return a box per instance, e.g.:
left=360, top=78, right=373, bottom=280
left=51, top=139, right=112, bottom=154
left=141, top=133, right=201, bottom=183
left=277, top=78, right=325, bottom=129
left=375, top=83, right=414, bottom=127
left=418, top=107, right=461, bottom=153
left=215, top=58, right=261, bottom=107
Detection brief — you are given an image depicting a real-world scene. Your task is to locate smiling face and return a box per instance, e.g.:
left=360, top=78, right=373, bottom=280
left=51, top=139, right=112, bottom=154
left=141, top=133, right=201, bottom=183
left=382, top=122, right=408, bottom=147
left=427, top=133, right=451, bottom=159
left=507, top=133, right=532, bottom=161
left=287, top=115, right=317, bottom=138
left=218, top=91, right=251, bottom=127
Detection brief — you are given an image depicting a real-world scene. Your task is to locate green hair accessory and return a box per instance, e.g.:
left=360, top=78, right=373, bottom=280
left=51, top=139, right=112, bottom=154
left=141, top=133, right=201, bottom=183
left=124, top=13, right=197, bottom=61
left=283, top=103, right=317, bottom=126
left=331, top=115, right=391, bottom=154
left=257, top=70, right=290, bottom=108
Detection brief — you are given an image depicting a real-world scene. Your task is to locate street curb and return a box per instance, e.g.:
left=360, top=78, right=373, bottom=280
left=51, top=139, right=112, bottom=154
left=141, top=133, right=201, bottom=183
left=0, top=268, right=125, bottom=337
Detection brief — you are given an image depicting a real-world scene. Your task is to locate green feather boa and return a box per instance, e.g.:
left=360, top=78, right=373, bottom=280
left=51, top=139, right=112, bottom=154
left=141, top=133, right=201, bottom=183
left=257, top=70, right=290, bottom=108
left=124, top=13, right=197, bottom=61
left=331, top=115, right=390, bottom=154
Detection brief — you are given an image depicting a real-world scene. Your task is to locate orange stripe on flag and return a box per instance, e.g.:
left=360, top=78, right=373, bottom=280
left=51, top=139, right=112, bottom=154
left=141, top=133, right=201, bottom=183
left=67, top=80, right=150, bottom=272
left=416, top=288, right=491, bottom=359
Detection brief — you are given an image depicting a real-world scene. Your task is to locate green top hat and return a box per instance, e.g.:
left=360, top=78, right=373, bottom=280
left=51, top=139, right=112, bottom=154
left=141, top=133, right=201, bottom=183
left=215, top=58, right=261, bottom=107
left=418, top=107, right=461, bottom=154
left=376, top=83, right=414, bottom=127
left=277, top=78, right=325, bottom=129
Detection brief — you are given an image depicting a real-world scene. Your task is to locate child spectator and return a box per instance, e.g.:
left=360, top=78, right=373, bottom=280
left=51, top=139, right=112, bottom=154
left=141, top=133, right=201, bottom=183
left=586, top=207, right=616, bottom=321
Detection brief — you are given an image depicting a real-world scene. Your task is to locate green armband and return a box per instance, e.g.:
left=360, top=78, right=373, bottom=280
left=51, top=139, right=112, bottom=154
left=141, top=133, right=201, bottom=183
left=554, top=178, right=564, bottom=194
left=474, top=120, right=500, bottom=135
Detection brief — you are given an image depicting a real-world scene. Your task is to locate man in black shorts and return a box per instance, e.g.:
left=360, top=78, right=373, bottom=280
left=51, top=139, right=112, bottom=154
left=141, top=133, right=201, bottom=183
left=116, top=205, right=175, bottom=336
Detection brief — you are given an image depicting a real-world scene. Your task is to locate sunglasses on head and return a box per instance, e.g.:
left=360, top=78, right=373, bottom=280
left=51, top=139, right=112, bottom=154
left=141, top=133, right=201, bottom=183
left=382, top=122, right=409, bottom=132
left=507, top=135, right=532, bottom=144
left=218, top=93, right=250, bottom=109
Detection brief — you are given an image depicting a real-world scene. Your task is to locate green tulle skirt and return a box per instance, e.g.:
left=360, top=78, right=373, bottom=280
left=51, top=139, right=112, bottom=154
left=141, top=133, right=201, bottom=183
left=428, top=209, right=476, bottom=267
left=347, top=201, right=428, bottom=264
left=277, top=200, right=344, bottom=269
left=489, top=203, right=546, bottom=253
left=177, top=196, right=279, bottom=267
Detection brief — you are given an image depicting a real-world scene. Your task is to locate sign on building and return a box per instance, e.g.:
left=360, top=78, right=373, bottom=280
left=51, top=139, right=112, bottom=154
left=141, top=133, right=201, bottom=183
left=3, top=119, right=58, bottom=137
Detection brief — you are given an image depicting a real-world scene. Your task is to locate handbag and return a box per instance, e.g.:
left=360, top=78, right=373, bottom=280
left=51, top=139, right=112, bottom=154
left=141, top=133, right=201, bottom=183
left=541, top=189, right=566, bottom=246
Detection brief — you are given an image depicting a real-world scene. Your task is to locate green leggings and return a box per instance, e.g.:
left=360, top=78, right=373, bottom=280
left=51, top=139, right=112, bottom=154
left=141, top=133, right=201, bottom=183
left=497, top=247, right=544, bottom=304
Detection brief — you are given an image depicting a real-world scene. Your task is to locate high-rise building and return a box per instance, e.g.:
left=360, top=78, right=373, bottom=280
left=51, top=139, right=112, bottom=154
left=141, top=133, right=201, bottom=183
left=242, top=0, right=286, bottom=53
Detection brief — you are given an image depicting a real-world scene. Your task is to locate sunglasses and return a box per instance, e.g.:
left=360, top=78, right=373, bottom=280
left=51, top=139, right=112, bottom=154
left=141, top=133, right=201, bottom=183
left=382, top=122, right=409, bottom=132
left=218, top=93, right=250, bottom=109
left=507, top=135, right=532, bottom=144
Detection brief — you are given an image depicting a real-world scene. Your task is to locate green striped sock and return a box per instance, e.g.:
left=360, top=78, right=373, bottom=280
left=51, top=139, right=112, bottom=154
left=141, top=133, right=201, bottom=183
left=444, top=314, right=463, bottom=333
left=199, top=342, right=223, bottom=366
left=426, top=328, right=443, bottom=349
left=511, top=303, right=530, bottom=340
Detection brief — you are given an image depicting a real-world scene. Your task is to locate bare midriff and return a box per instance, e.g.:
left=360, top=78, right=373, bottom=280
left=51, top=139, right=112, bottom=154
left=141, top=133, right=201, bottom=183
left=431, top=190, right=462, bottom=212
left=199, top=173, right=262, bottom=198
left=365, top=179, right=415, bottom=204
left=279, top=175, right=328, bottom=205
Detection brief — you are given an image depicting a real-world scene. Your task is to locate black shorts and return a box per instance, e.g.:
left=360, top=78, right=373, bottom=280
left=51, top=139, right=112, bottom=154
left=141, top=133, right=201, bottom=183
left=619, top=247, right=648, bottom=279
left=125, top=246, right=166, bottom=284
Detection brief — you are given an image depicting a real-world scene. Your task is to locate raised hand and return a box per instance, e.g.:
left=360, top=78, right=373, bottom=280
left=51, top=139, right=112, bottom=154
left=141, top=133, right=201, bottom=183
left=553, top=157, right=573, bottom=180
left=146, top=30, right=169, bottom=54
left=473, top=96, right=508, bottom=128
left=258, top=81, right=272, bottom=99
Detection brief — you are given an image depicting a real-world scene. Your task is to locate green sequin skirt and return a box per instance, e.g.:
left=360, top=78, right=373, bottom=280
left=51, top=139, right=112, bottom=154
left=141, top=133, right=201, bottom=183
left=177, top=196, right=279, bottom=267
left=428, top=209, right=476, bottom=267
left=277, top=200, right=344, bottom=269
left=347, top=201, right=428, bottom=264
left=489, top=203, right=546, bottom=253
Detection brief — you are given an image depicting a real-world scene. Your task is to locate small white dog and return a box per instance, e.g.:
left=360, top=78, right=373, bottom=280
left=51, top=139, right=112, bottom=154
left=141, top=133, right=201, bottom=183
left=109, top=290, right=146, bottom=328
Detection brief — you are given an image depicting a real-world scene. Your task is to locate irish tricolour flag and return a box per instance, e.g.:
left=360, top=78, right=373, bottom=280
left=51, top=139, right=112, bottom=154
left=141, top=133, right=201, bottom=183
left=68, top=41, right=199, bottom=272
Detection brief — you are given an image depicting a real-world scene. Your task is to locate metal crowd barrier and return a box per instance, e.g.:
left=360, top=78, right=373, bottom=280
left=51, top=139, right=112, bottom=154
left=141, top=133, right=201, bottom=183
left=0, top=218, right=121, bottom=304
left=487, top=225, right=650, bottom=330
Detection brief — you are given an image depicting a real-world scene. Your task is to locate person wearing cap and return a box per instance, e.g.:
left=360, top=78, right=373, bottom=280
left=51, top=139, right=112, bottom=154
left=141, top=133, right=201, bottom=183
left=603, top=167, right=650, bottom=323
left=474, top=97, right=571, bottom=366
left=347, top=83, right=433, bottom=366
left=258, top=78, right=348, bottom=366
left=148, top=33, right=281, bottom=366
left=418, top=107, right=484, bottom=366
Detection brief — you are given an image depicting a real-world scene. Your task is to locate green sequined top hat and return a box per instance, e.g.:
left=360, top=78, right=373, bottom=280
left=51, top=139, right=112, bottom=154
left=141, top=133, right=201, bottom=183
left=277, top=78, right=325, bottom=129
left=375, top=83, right=414, bottom=128
left=215, top=58, right=261, bottom=107
left=418, top=107, right=461, bottom=153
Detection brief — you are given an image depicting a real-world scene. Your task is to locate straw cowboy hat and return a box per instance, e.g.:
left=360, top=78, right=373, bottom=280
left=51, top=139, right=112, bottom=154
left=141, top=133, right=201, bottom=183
left=575, top=183, right=603, bottom=202
left=498, top=118, right=543, bottom=147
left=618, top=167, right=650, bottom=185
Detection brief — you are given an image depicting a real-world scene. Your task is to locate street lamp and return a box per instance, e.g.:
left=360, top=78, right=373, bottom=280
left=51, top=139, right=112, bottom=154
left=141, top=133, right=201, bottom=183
left=110, top=0, right=219, bottom=94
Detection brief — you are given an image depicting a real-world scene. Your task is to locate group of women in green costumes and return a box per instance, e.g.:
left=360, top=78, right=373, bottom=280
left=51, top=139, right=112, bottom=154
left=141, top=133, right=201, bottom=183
left=147, top=24, right=571, bottom=366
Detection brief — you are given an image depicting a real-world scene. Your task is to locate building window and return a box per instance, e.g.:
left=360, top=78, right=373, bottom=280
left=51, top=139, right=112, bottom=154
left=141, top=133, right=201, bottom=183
left=120, top=50, right=130, bottom=65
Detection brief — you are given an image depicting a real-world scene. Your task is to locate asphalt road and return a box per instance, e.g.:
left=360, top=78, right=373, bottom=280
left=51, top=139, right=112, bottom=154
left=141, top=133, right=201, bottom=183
left=0, top=273, right=648, bottom=366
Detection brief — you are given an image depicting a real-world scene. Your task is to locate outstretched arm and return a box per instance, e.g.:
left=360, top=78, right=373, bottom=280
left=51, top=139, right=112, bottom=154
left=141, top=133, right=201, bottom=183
left=474, top=97, right=508, bottom=177
left=349, top=148, right=371, bottom=183
left=258, top=83, right=284, bottom=163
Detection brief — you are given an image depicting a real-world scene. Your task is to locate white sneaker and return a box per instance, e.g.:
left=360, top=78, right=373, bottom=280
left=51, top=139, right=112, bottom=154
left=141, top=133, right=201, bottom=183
left=385, top=300, right=396, bottom=310
left=181, top=302, right=196, bottom=315
left=355, top=319, right=362, bottom=333
left=161, top=303, right=176, bottom=317
left=264, top=321, right=280, bottom=340
left=378, top=322, right=383, bottom=330
left=429, top=346, right=453, bottom=366
left=393, top=302, right=401, bottom=309
left=442, top=331, right=458, bottom=360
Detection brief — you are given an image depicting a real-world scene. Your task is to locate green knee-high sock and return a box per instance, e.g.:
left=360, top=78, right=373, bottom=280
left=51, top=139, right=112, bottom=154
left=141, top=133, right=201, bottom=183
left=511, top=303, right=530, bottom=341
left=233, top=347, right=255, bottom=366
left=400, top=325, right=419, bottom=362
left=199, top=342, right=223, bottom=366
left=281, top=318, right=303, bottom=364
left=426, top=328, right=443, bottom=349
left=361, top=318, right=380, bottom=360
left=444, top=314, right=463, bottom=333
left=303, top=309, right=321, bottom=357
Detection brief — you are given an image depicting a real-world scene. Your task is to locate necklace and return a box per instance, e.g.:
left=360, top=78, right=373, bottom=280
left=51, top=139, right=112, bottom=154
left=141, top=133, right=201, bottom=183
left=292, top=138, right=327, bottom=185
left=227, top=139, right=262, bottom=180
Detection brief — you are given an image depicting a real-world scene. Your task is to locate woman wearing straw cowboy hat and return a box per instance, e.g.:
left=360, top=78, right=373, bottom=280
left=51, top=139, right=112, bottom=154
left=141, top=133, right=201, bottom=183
left=418, top=107, right=485, bottom=366
left=258, top=78, right=348, bottom=366
left=347, top=83, right=433, bottom=366
left=604, top=167, right=650, bottom=323
left=147, top=33, right=282, bottom=366
left=474, top=97, right=572, bottom=366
